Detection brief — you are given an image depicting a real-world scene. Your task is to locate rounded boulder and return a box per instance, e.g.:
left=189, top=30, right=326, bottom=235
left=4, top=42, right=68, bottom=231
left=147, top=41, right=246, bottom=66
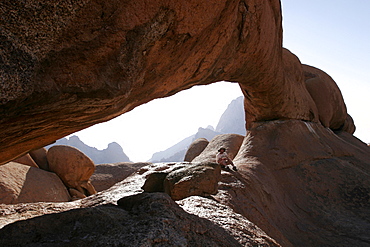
left=0, top=162, right=70, bottom=204
left=47, top=145, right=96, bottom=196
left=184, top=138, right=209, bottom=162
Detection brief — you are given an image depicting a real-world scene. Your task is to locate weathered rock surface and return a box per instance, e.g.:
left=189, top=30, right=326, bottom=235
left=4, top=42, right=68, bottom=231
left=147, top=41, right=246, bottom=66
left=142, top=162, right=221, bottom=201
left=91, top=162, right=149, bottom=191
left=303, top=64, right=353, bottom=132
left=192, top=134, right=244, bottom=163
left=164, top=162, right=221, bottom=200
left=47, top=145, right=97, bottom=197
left=227, top=120, right=370, bottom=246
left=0, top=162, right=70, bottom=204
left=184, top=138, right=209, bottom=162
left=0, top=163, right=280, bottom=247
left=178, top=196, right=280, bottom=246
left=1, top=132, right=369, bottom=247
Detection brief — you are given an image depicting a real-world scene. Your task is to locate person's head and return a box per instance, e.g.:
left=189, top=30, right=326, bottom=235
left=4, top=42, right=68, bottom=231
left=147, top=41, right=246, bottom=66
left=218, top=147, right=226, bottom=153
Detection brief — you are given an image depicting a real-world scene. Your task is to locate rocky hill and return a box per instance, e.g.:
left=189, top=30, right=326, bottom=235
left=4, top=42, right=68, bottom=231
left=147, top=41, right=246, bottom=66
left=47, top=136, right=131, bottom=164
left=148, top=96, right=245, bottom=162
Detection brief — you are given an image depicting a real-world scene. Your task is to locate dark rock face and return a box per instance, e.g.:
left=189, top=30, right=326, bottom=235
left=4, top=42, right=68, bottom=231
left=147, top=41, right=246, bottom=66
left=163, top=162, right=221, bottom=200
left=29, top=147, right=49, bottom=171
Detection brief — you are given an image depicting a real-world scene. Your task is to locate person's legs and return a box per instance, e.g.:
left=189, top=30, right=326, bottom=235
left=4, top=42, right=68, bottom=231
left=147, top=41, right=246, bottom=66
left=219, top=159, right=229, bottom=169
left=227, top=159, right=237, bottom=171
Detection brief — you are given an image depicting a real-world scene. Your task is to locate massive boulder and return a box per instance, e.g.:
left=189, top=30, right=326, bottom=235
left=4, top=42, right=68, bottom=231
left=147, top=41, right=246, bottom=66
left=227, top=120, right=370, bottom=246
left=141, top=162, right=221, bottom=201
left=303, top=64, right=354, bottom=132
left=0, top=162, right=71, bottom=204
left=163, top=162, right=221, bottom=200
left=47, top=145, right=97, bottom=198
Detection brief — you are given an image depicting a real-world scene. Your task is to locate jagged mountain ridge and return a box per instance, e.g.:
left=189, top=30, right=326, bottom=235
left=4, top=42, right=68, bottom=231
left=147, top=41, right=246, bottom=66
left=148, top=96, right=245, bottom=162
left=47, top=136, right=131, bottom=164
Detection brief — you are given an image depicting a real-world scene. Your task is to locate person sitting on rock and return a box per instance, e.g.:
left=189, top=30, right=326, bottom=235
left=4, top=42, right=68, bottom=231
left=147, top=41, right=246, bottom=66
left=216, top=147, right=237, bottom=171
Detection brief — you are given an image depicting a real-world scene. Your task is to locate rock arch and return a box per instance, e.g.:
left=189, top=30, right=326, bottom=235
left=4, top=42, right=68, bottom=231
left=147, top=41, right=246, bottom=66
left=0, top=0, right=353, bottom=164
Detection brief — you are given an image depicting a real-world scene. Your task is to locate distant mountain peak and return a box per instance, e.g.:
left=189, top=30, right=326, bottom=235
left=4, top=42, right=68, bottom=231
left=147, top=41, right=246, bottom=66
left=149, top=96, right=245, bottom=162
left=47, top=136, right=130, bottom=164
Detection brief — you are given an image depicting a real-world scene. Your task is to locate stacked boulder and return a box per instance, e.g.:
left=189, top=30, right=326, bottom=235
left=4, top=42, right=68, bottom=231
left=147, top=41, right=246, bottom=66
left=183, top=138, right=209, bottom=162
left=141, top=162, right=221, bottom=200
left=0, top=146, right=97, bottom=204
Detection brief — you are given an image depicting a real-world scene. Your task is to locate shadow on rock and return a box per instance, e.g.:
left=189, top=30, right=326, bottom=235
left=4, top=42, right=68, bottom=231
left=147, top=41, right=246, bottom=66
left=0, top=193, right=245, bottom=246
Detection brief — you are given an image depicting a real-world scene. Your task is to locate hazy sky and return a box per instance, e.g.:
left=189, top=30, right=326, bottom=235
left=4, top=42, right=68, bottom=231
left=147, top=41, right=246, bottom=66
left=71, top=1, right=369, bottom=162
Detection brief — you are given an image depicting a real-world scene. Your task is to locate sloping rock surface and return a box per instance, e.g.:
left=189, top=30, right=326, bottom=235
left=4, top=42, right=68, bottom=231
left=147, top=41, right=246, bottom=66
left=91, top=162, right=149, bottom=192
left=0, top=163, right=280, bottom=247
left=227, top=120, right=370, bottom=246
left=0, top=162, right=70, bottom=204
left=164, top=162, right=221, bottom=200
left=192, top=134, right=244, bottom=163
left=12, top=154, right=38, bottom=168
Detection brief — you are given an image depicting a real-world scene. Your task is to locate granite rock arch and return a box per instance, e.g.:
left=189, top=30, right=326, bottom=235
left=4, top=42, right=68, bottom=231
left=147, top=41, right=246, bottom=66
left=0, top=0, right=353, bottom=164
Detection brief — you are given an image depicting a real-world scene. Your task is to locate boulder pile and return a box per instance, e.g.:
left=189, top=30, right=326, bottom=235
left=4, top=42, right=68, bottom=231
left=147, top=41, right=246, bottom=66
left=0, top=145, right=97, bottom=204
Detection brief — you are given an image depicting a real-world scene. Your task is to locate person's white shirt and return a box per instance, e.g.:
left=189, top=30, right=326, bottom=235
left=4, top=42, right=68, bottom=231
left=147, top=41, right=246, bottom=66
left=216, top=152, right=229, bottom=163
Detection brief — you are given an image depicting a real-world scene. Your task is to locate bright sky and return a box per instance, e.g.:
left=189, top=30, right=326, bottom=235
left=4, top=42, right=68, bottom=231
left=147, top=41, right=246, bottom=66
left=281, top=0, right=370, bottom=145
left=71, top=1, right=369, bottom=162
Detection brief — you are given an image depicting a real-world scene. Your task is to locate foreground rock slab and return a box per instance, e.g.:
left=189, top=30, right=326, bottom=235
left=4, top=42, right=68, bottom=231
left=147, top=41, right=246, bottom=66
left=0, top=163, right=280, bottom=246
left=91, top=162, right=150, bottom=192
